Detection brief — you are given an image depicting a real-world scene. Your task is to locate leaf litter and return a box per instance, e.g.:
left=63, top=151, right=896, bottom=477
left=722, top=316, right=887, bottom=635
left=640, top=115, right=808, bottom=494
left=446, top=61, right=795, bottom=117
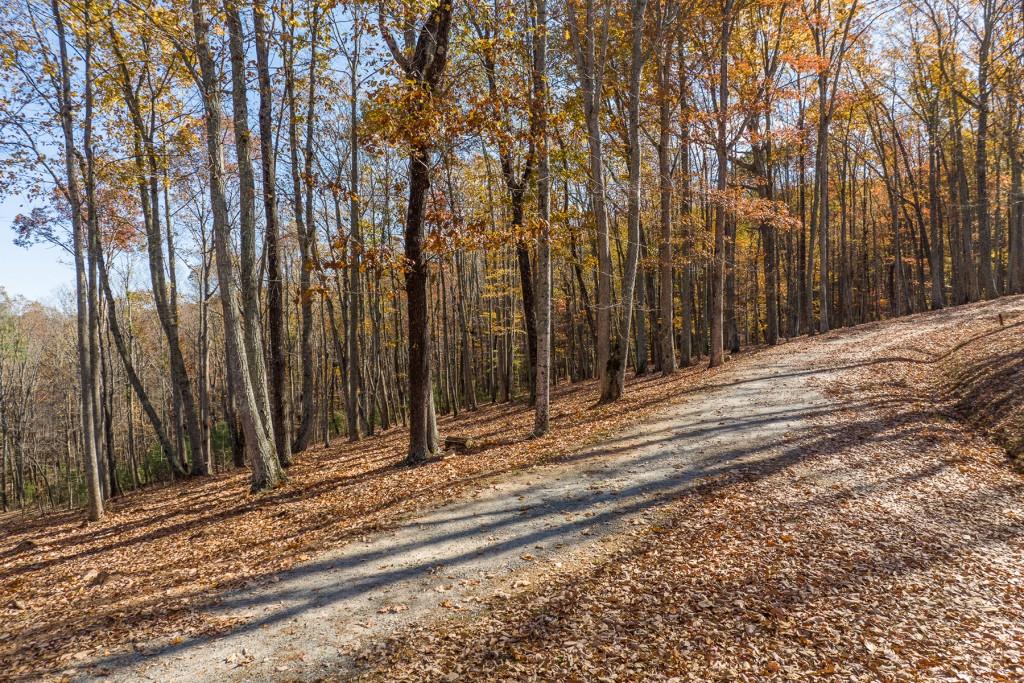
left=350, top=297, right=1024, bottom=682
left=0, top=344, right=746, bottom=681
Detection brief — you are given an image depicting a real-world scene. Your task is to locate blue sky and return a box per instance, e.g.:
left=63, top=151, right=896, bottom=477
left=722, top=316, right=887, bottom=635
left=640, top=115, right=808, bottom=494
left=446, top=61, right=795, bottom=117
left=0, top=195, right=73, bottom=304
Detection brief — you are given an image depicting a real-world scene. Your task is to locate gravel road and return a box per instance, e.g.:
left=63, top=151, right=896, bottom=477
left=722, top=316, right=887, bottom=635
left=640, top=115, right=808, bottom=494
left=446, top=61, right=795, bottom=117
left=92, top=326, right=872, bottom=682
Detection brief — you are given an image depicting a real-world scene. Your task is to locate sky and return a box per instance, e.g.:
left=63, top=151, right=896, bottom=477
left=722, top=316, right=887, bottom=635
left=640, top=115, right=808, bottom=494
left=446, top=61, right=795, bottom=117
left=0, top=194, right=74, bottom=305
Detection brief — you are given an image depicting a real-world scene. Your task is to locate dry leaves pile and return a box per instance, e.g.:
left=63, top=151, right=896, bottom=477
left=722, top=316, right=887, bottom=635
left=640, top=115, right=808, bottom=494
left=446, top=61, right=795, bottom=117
left=354, top=297, right=1024, bottom=682
left=934, top=314, right=1024, bottom=466
left=0, top=354, right=745, bottom=681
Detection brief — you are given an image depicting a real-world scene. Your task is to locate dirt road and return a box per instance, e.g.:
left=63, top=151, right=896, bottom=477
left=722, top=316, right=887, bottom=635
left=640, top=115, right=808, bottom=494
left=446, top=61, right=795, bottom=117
left=90, top=299, right=1024, bottom=682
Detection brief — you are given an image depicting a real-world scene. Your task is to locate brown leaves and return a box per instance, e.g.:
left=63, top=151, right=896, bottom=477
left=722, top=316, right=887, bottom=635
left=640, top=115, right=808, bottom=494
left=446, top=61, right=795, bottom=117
left=378, top=604, right=410, bottom=615
left=353, top=298, right=1024, bottom=683
left=0, top=356, right=734, bottom=680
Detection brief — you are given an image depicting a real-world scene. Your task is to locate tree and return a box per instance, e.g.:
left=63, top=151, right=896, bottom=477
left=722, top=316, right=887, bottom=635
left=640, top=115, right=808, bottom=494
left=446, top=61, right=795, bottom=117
left=601, top=0, right=649, bottom=401
left=654, top=0, right=679, bottom=374
left=253, top=0, right=292, bottom=467
left=190, top=0, right=283, bottom=492
left=288, top=3, right=321, bottom=454
left=708, top=0, right=738, bottom=368
left=52, top=0, right=103, bottom=520
left=533, top=0, right=552, bottom=434
left=803, top=0, right=862, bottom=333
left=566, top=0, right=613, bottom=385
left=378, top=0, right=455, bottom=464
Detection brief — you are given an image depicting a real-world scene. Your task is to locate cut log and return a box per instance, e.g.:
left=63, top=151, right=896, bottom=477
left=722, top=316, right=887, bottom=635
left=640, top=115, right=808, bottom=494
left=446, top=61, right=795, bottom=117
left=444, top=436, right=476, bottom=453
left=13, top=539, right=37, bottom=554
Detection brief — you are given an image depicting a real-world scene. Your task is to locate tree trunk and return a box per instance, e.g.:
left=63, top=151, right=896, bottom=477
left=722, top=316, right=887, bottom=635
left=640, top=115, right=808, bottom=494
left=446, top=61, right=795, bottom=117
left=52, top=0, right=102, bottom=520
left=253, top=0, right=292, bottom=467
left=567, top=0, right=611, bottom=384
left=533, top=0, right=551, bottom=436
left=347, top=28, right=364, bottom=442
left=600, top=0, right=647, bottom=401
left=709, top=0, right=733, bottom=368
left=289, top=9, right=319, bottom=454
left=226, top=0, right=275, bottom=470
left=657, top=40, right=676, bottom=374
left=382, top=2, right=454, bottom=464
left=192, top=0, right=283, bottom=492
left=975, top=6, right=997, bottom=298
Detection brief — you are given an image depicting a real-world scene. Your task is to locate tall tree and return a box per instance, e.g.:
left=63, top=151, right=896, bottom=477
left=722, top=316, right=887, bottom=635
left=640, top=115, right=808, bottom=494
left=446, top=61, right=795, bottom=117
left=253, top=0, right=292, bottom=467
left=379, top=0, right=455, bottom=464
left=51, top=0, right=103, bottom=520
left=709, top=0, right=737, bottom=368
left=804, top=0, right=861, bottom=333
left=533, top=0, right=552, bottom=435
left=190, top=0, right=283, bottom=491
left=655, top=0, right=678, bottom=375
left=601, top=0, right=649, bottom=401
left=566, top=0, right=613, bottom=385
left=289, top=5, right=321, bottom=454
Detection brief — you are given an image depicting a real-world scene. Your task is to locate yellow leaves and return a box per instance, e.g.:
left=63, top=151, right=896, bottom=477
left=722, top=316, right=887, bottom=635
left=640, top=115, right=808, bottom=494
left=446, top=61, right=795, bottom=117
left=0, top=34, right=30, bottom=71
left=363, top=80, right=458, bottom=151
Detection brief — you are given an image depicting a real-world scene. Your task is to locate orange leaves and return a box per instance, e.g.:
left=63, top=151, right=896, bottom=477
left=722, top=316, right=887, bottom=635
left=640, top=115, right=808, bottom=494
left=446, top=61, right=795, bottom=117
left=705, top=185, right=800, bottom=232
left=784, top=51, right=831, bottom=75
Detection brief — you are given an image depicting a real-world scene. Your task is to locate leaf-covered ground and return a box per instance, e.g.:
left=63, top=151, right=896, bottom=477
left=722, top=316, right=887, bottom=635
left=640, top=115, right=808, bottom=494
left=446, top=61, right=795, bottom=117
left=3, top=297, right=1023, bottom=682
left=352, top=297, right=1024, bottom=682
left=0, top=343, right=745, bottom=682
left=934, top=314, right=1024, bottom=466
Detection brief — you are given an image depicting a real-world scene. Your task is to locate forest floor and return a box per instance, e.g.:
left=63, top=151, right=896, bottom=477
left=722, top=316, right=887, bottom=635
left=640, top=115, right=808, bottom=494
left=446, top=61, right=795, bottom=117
left=2, top=296, right=1023, bottom=682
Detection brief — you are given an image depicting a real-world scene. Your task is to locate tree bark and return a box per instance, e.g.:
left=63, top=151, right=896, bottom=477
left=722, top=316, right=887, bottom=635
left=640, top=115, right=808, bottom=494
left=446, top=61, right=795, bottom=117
left=289, top=8, right=320, bottom=454
left=253, top=0, right=292, bottom=467
left=533, top=0, right=551, bottom=436
left=709, top=0, right=733, bottom=368
left=52, top=0, right=103, bottom=520
left=380, top=1, right=454, bottom=464
left=600, top=0, right=647, bottom=401
left=566, top=0, right=611, bottom=384
left=657, top=34, right=676, bottom=374
left=191, top=0, right=283, bottom=492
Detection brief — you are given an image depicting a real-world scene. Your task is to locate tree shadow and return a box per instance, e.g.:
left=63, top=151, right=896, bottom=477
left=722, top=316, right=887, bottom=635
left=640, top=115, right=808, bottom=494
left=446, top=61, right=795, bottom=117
left=56, top=393, right=960, bottom=681
left=5, top=296, right=1022, bottom=681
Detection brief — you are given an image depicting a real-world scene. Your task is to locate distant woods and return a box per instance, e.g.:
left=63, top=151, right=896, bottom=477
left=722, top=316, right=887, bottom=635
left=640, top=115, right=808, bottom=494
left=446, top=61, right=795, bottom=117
left=0, top=0, right=1022, bottom=517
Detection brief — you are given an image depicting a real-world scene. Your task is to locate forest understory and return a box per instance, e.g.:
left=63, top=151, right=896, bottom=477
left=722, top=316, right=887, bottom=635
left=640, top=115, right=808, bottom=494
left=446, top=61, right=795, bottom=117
left=2, top=295, right=1022, bottom=682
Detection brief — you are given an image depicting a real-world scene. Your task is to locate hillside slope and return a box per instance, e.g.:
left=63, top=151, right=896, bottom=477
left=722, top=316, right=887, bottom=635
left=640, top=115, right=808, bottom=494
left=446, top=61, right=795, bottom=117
left=2, top=296, right=1022, bottom=682
left=937, top=313, right=1024, bottom=467
left=357, top=296, right=1024, bottom=682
